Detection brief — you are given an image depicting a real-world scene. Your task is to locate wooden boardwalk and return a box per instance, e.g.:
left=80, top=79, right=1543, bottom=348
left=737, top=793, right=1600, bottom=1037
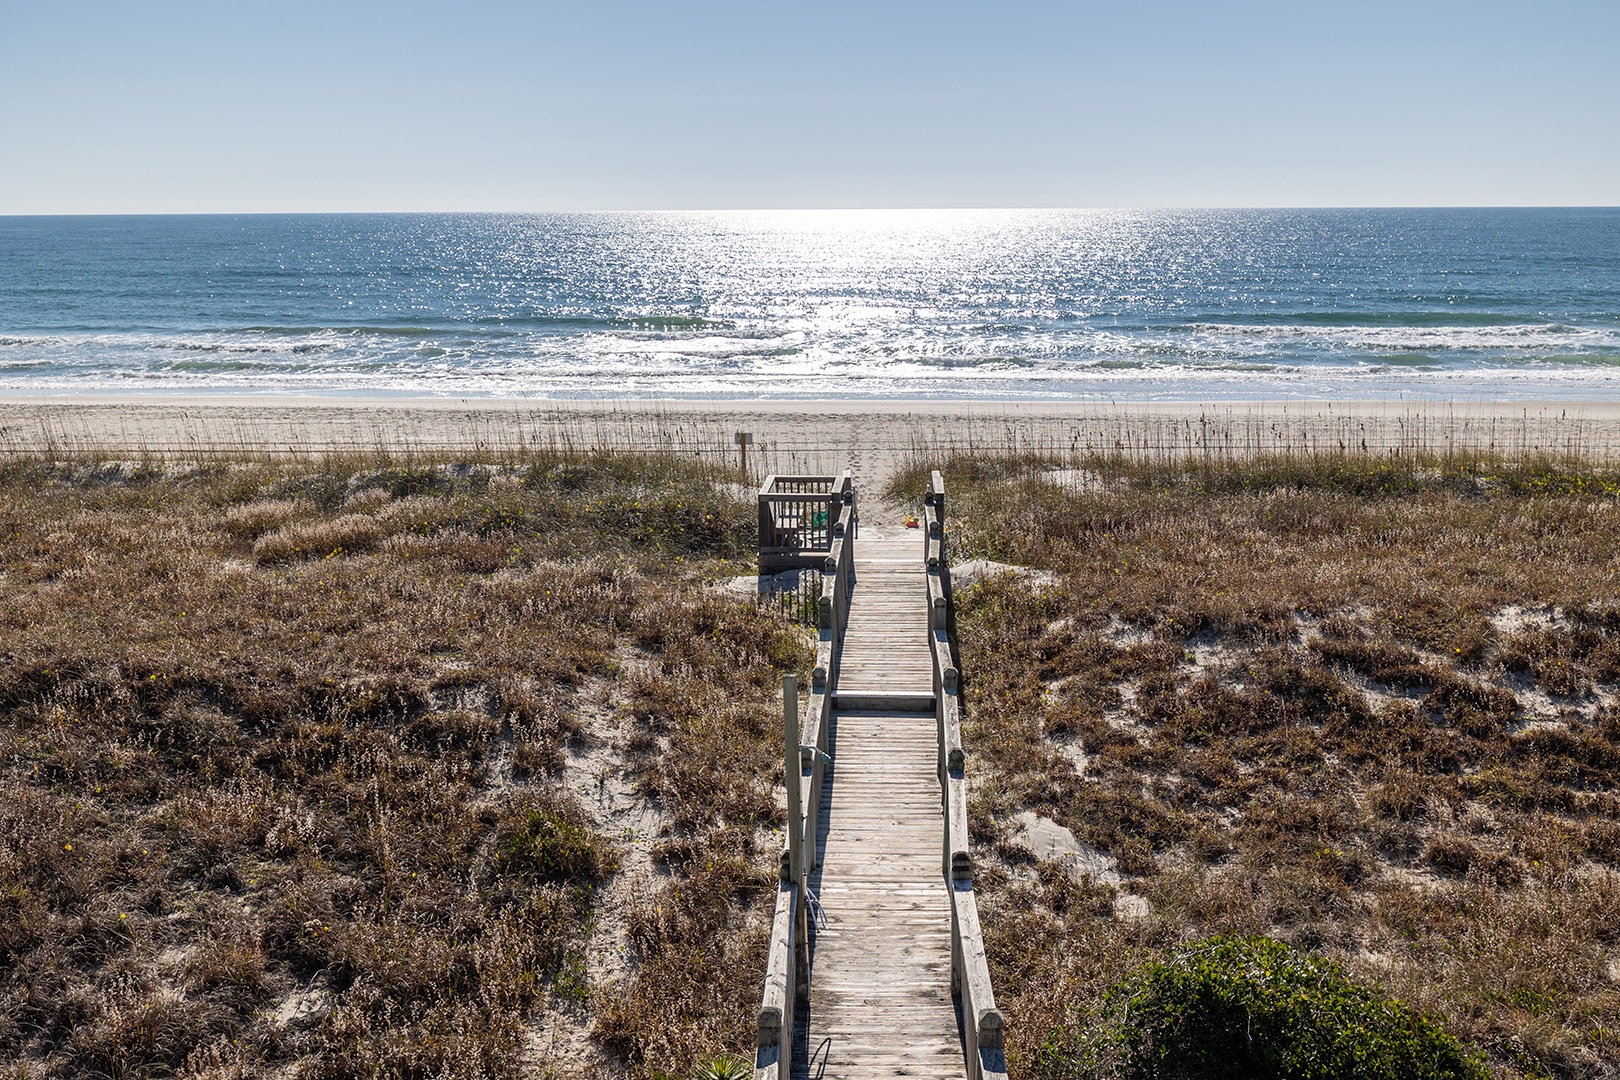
left=833, top=530, right=936, bottom=711
left=794, top=527, right=962, bottom=1077
left=754, top=477, right=1004, bottom=1080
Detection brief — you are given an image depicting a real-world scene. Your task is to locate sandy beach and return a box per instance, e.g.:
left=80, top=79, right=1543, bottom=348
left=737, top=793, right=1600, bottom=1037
left=6, top=396, right=1620, bottom=499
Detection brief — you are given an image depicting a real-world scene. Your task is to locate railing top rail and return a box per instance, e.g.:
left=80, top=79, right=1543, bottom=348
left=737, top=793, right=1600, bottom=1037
left=754, top=499, right=853, bottom=1077
left=760, top=474, right=838, bottom=493
left=926, top=489, right=1007, bottom=1080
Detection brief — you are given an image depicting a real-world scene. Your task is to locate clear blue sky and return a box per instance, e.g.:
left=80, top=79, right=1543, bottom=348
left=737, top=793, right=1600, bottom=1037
left=2, top=0, right=1616, bottom=212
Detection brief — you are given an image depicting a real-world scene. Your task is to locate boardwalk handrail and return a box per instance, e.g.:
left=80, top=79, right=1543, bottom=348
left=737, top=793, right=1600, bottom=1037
left=758, top=471, right=856, bottom=571
left=925, top=471, right=1009, bottom=1080
left=755, top=473, right=855, bottom=1079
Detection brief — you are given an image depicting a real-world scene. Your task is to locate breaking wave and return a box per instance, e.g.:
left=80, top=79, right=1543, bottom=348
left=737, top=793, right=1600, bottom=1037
left=1, top=209, right=1618, bottom=400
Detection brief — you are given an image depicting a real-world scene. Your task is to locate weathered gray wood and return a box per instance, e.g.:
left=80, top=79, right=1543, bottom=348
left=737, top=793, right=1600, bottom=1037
left=801, top=698, right=825, bottom=878
left=831, top=690, right=936, bottom=712
left=756, top=872, right=796, bottom=1080
left=756, top=477, right=854, bottom=1075
left=953, top=880, right=1004, bottom=1073
left=754, top=499, right=1002, bottom=1079
left=790, top=525, right=964, bottom=1075
left=798, top=708, right=960, bottom=1078
left=759, top=473, right=848, bottom=570
left=784, top=676, right=803, bottom=887
left=923, top=478, right=1006, bottom=1080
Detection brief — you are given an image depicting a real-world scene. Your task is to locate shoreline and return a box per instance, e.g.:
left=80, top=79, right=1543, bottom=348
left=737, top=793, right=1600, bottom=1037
left=6, top=395, right=1620, bottom=493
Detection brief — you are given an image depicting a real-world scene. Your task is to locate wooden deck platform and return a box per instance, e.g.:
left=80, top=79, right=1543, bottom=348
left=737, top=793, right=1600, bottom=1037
left=793, top=525, right=962, bottom=1077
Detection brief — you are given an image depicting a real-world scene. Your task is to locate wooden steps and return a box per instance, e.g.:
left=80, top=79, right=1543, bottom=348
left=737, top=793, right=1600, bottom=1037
left=830, top=690, right=936, bottom=712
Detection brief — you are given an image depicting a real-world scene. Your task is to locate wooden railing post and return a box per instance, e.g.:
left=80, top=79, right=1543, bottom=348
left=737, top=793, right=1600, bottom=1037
left=784, top=675, right=802, bottom=886
left=757, top=474, right=777, bottom=570
left=848, top=475, right=859, bottom=540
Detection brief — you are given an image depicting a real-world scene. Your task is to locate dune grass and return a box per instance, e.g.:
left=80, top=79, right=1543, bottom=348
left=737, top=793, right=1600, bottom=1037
left=892, top=450, right=1620, bottom=1080
left=0, top=451, right=808, bottom=1080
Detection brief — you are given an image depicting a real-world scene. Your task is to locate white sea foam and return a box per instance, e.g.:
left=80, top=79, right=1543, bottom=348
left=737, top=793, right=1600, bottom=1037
left=1, top=209, right=1618, bottom=399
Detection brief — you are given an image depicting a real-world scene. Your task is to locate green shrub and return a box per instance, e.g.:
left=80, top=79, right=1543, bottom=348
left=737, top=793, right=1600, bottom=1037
left=492, top=799, right=616, bottom=884
left=1042, top=936, right=1485, bottom=1080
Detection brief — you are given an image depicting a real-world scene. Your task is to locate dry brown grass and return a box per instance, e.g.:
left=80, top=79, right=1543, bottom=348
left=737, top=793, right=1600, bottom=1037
left=0, top=451, right=808, bottom=1080
left=893, top=451, right=1620, bottom=1080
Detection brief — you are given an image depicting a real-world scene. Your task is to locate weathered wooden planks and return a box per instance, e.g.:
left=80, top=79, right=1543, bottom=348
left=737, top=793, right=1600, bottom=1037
left=758, top=519, right=976, bottom=1078
left=835, top=529, right=934, bottom=702
left=795, top=708, right=961, bottom=1079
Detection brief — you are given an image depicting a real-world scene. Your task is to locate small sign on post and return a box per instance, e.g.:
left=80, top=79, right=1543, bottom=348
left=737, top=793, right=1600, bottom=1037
left=735, top=431, right=754, bottom=471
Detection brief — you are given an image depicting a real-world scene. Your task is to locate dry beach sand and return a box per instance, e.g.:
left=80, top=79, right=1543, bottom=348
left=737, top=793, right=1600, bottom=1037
left=5, top=395, right=1620, bottom=504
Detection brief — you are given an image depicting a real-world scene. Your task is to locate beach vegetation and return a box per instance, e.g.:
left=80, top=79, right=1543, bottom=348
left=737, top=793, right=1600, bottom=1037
left=0, top=449, right=805, bottom=1079
left=893, top=449, right=1620, bottom=1080
left=1038, top=935, right=1486, bottom=1080
left=689, top=1052, right=754, bottom=1080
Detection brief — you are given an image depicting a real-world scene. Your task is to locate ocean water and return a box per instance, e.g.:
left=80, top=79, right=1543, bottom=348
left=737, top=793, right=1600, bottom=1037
left=1, top=208, right=1617, bottom=401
